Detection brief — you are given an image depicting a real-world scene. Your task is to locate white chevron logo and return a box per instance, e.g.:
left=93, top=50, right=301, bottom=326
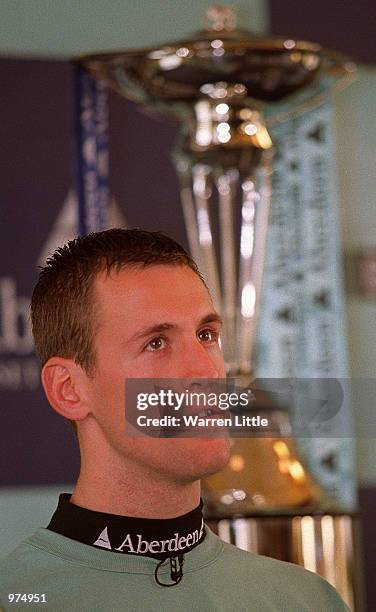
left=38, top=190, right=127, bottom=266
left=93, top=527, right=112, bottom=549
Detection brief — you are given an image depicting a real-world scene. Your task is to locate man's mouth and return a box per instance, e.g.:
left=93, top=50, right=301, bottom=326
left=197, top=408, right=215, bottom=418
left=194, top=407, right=225, bottom=418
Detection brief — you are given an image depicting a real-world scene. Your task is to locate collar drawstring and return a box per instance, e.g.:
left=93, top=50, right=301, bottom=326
left=154, top=553, right=185, bottom=587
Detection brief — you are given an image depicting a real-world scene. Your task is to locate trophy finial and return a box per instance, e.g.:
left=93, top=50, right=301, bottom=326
left=206, top=5, right=237, bottom=31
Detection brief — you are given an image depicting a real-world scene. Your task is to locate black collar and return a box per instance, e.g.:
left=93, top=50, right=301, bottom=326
left=47, top=493, right=205, bottom=561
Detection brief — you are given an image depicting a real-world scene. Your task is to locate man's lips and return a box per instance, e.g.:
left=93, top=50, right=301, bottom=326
left=188, top=406, right=228, bottom=418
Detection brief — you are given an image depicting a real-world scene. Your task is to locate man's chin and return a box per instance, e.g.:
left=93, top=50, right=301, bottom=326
left=127, top=435, right=231, bottom=482
left=178, top=436, right=231, bottom=479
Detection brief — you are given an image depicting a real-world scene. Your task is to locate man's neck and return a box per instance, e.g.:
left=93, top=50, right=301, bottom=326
left=70, top=461, right=201, bottom=519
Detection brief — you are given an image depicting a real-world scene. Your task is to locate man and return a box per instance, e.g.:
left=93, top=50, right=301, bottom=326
left=0, top=229, right=348, bottom=611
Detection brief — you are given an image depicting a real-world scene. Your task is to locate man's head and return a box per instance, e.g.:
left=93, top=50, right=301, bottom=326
left=31, top=228, right=230, bottom=484
left=31, top=228, right=204, bottom=376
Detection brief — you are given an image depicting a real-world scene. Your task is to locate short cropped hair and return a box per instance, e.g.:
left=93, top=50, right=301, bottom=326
left=31, top=228, right=203, bottom=377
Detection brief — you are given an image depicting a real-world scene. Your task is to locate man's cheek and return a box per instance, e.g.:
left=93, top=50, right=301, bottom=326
left=91, top=382, right=124, bottom=425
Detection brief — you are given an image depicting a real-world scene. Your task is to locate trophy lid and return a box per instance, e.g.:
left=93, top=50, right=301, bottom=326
left=76, top=5, right=354, bottom=106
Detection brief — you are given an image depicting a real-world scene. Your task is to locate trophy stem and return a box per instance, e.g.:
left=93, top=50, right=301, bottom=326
left=236, top=151, right=273, bottom=374
left=174, top=140, right=273, bottom=380
left=216, top=169, right=238, bottom=367
left=192, top=164, right=222, bottom=312
left=177, top=167, right=205, bottom=272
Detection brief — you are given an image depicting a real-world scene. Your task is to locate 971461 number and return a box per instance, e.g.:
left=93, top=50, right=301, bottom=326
left=8, top=594, right=47, bottom=604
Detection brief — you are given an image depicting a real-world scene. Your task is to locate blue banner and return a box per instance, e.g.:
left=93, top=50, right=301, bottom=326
left=73, top=65, right=109, bottom=235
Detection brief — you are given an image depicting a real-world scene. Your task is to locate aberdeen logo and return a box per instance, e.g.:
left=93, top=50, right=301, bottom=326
left=0, top=277, right=39, bottom=391
left=0, top=277, right=33, bottom=354
left=93, top=520, right=204, bottom=555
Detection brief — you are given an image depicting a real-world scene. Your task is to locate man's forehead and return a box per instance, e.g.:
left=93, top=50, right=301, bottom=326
left=93, top=264, right=211, bottom=306
left=92, top=265, right=218, bottom=339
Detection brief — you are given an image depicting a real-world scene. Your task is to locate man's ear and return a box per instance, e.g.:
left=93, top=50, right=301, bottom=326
left=41, top=357, right=91, bottom=422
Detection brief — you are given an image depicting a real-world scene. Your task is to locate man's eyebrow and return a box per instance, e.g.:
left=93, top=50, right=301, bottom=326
left=198, top=312, right=223, bottom=327
left=129, top=323, right=176, bottom=343
left=129, top=312, right=223, bottom=344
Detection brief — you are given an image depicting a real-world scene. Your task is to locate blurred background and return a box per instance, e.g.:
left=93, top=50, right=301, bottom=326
left=0, top=0, right=375, bottom=609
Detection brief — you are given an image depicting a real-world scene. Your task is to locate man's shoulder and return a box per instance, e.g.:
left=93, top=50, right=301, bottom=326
left=0, top=530, right=62, bottom=586
left=213, top=535, right=349, bottom=610
left=219, top=535, right=308, bottom=575
left=220, top=536, right=311, bottom=577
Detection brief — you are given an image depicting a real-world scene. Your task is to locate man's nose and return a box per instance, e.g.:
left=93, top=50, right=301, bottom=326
left=177, top=340, right=222, bottom=378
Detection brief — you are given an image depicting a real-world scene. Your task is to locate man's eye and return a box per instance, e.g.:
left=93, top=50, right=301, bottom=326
left=145, top=336, right=167, bottom=351
left=198, top=328, right=218, bottom=343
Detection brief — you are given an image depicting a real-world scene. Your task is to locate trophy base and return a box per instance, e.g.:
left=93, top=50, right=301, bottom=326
left=206, top=512, right=364, bottom=611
